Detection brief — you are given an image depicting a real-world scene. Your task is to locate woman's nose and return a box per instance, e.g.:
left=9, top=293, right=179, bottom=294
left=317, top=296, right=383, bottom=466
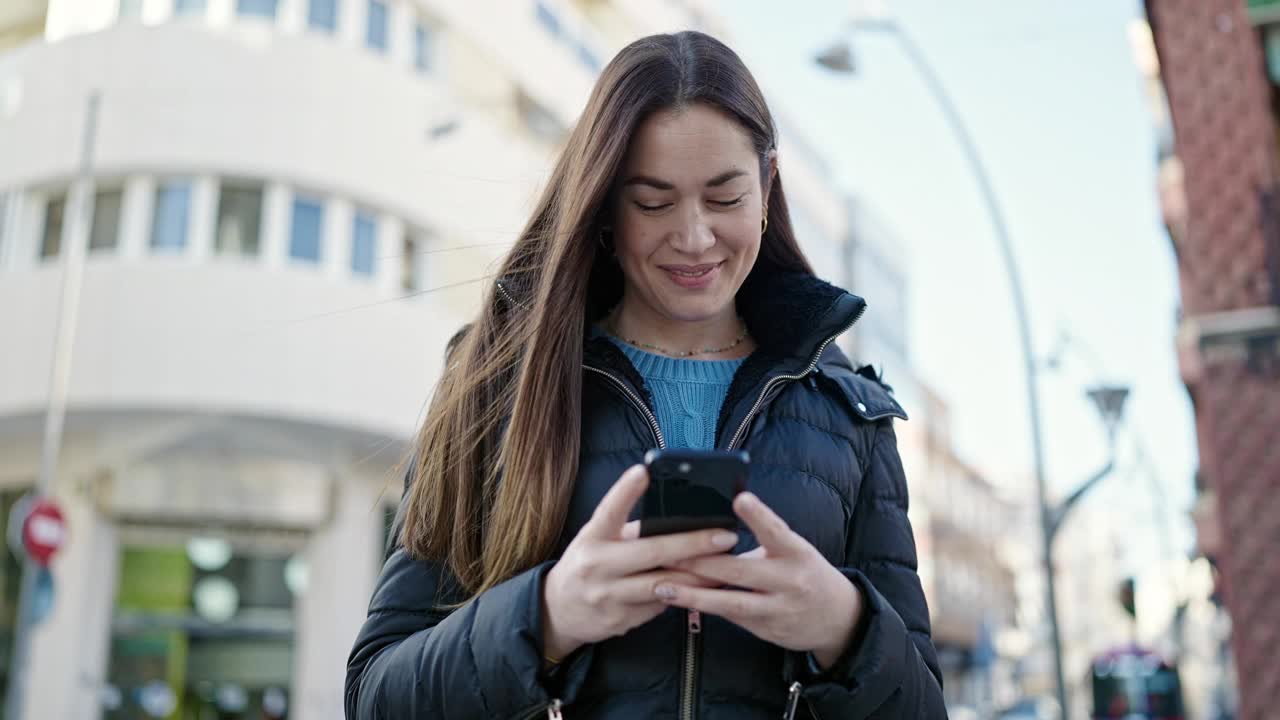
left=668, top=208, right=715, bottom=254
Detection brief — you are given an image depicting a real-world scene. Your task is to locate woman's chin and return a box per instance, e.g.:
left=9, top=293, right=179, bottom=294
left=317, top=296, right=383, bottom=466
left=654, top=298, right=736, bottom=324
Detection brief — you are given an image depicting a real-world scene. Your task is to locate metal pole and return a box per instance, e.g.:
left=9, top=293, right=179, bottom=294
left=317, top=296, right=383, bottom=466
left=5, top=91, right=100, bottom=720
left=1047, top=459, right=1116, bottom=543
left=853, top=21, right=1070, bottom=717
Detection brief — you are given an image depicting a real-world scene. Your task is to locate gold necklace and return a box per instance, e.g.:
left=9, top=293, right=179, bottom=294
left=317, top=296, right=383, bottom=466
left=605, top=309, right=750, bottom=358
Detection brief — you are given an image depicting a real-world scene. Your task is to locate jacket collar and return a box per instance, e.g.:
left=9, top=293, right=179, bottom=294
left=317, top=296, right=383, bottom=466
left=733, top=267, right=866, bottom=365
left=710, top=269, right=866, bottom=446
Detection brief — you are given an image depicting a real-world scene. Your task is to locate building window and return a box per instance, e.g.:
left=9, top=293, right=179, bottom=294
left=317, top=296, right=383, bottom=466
left=90, top=188, right=124, bottom=251
left=151, top=181, right=191, bottom=251
left=40, top=193, right=67, bottom=259
left=289, top=197, right=323, bottom=262
left=413, top=22, right=432, bottom=73
left=237, top=0, right=278, bottom=20
left=215, top=183, right=263, bottom=257
left=174, top=0, right=207, bottom=16
left=516, top=91, right=565, bottom=143
left=118, top=0, right=144, bottom=20
left=307, top=0, right=336, bottom=32
left=351, top=211, right=377, bottom=276
left=534, top=0, right=560, bottom=38
left=576, top=42, right=600, bottom=72
left=365, top=0, right=388, bottom=51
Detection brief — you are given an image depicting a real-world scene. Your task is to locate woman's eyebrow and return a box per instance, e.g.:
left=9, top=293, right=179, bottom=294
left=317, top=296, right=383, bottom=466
left=705, top=169, right=747, bottom=187
left=621, top=168, right=747, bottom=190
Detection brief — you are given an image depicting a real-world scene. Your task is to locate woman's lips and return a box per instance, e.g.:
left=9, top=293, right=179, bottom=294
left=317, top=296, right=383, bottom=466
left=659, top=262, right=723, bottom=289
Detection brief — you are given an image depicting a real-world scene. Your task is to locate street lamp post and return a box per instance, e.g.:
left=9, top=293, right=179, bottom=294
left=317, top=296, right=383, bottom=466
left=1047, top=386, right=1130, bottom=548
left=4, top=92, right=100, bottom=720
left=815, top=19, right=1082, bottom=716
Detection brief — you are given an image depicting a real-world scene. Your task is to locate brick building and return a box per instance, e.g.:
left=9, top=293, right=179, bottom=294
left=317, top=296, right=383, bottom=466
left=1144, top=1, right=1280, bottom=718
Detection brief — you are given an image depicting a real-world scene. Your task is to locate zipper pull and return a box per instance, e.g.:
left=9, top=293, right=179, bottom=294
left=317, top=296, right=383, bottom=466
left=547, top=698, right=563, bottom=720
left=687, top=609, right=702, bottom=634
left=782, top=681, right=802, bottom=720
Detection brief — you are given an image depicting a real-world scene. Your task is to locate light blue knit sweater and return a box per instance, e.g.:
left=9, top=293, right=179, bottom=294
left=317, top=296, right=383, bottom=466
left=604, top=335, right=746, bottom=449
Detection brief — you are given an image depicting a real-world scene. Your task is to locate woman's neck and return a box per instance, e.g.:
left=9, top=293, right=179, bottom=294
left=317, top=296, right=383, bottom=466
left=607, top=300, right=755, bottom=359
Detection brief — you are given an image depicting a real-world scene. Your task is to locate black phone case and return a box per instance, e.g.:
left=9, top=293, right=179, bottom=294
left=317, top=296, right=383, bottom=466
left=640, top=449, right=750, bottom=537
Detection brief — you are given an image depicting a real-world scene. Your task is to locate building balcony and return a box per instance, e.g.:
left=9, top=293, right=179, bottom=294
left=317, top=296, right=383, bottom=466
left=1176, top=184, right=1280, bottom=382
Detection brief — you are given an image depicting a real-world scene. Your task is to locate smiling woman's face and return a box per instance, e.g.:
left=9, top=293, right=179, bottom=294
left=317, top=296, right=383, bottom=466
left=611, top=103, right=770, bottom=327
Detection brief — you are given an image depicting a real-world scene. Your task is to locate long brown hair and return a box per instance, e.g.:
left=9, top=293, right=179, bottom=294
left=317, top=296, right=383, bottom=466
left=400, top=31, right=812, bottom=598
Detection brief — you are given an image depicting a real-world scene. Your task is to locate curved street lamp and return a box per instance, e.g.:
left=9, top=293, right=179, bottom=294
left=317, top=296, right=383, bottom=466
left=815, top=18, right=1071, bottom=715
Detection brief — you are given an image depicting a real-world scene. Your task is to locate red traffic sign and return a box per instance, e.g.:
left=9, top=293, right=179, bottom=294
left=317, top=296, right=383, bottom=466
left=21, top=498, right=67, bottom=566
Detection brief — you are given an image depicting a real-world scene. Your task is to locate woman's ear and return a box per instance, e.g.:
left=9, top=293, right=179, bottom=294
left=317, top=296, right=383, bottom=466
left=763, top=148, right=778, bottom=207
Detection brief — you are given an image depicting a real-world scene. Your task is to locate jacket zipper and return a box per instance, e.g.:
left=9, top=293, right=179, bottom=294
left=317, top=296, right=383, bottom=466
left=495, top=279, right=526, bottom=309
left=681, top=608, right=702, bottom=720
left=582, top=365, right=666, bottom=449
left=783, top=681, right=803, bottom=720
left=724, top=309, right=865, bottom=451
left=501, top=279, right=662, bottom=449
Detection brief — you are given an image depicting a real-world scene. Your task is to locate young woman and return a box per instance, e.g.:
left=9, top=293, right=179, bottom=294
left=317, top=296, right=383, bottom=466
left=346, top=31, right=946, bottom=719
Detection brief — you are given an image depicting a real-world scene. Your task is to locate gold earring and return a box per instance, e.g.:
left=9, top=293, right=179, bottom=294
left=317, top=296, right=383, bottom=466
left=761, top=214, right=768, bottom=235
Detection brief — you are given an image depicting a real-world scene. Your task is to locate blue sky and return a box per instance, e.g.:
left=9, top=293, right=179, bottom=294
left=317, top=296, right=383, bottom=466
left=725, top=0, right=1198, bottom=571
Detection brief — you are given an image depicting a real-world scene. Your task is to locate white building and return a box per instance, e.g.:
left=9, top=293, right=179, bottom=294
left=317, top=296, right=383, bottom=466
left=0, top=1, right=876, bottom=718
left=894, top=386, right=1023, bottom=716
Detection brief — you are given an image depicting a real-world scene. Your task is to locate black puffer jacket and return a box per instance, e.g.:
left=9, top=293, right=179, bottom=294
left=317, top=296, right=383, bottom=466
left=345, top=271, right=947, bottom=719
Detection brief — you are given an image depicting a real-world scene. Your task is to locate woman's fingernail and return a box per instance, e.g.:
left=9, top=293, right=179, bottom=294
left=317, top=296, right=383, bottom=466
left=655, top=584, right=677, bottom=600
left=713, top=531, right=738, bottom=548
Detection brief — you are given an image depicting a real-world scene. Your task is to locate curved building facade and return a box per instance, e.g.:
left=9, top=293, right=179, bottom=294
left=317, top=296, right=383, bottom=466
left=0, top=0, right=722, bottom=717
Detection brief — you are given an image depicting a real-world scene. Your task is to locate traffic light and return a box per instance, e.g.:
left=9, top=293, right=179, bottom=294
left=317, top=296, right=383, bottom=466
left=1118, top=577, right=1136, bottom=619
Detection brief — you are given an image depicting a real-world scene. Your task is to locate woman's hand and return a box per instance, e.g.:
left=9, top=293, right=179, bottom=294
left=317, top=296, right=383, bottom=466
left=542, top=465, right=739, bottom=662
left=657, top=492, right=863, bottom=670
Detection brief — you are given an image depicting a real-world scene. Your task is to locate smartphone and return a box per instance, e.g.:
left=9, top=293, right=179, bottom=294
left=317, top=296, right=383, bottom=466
left=639, top=449, right=750, bottom=537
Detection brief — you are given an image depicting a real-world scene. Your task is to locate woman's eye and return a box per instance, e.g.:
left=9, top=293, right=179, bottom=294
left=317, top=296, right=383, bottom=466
left=634, top=202, right=672, bottom=212
left=711, top=194, right=746, bottom=208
